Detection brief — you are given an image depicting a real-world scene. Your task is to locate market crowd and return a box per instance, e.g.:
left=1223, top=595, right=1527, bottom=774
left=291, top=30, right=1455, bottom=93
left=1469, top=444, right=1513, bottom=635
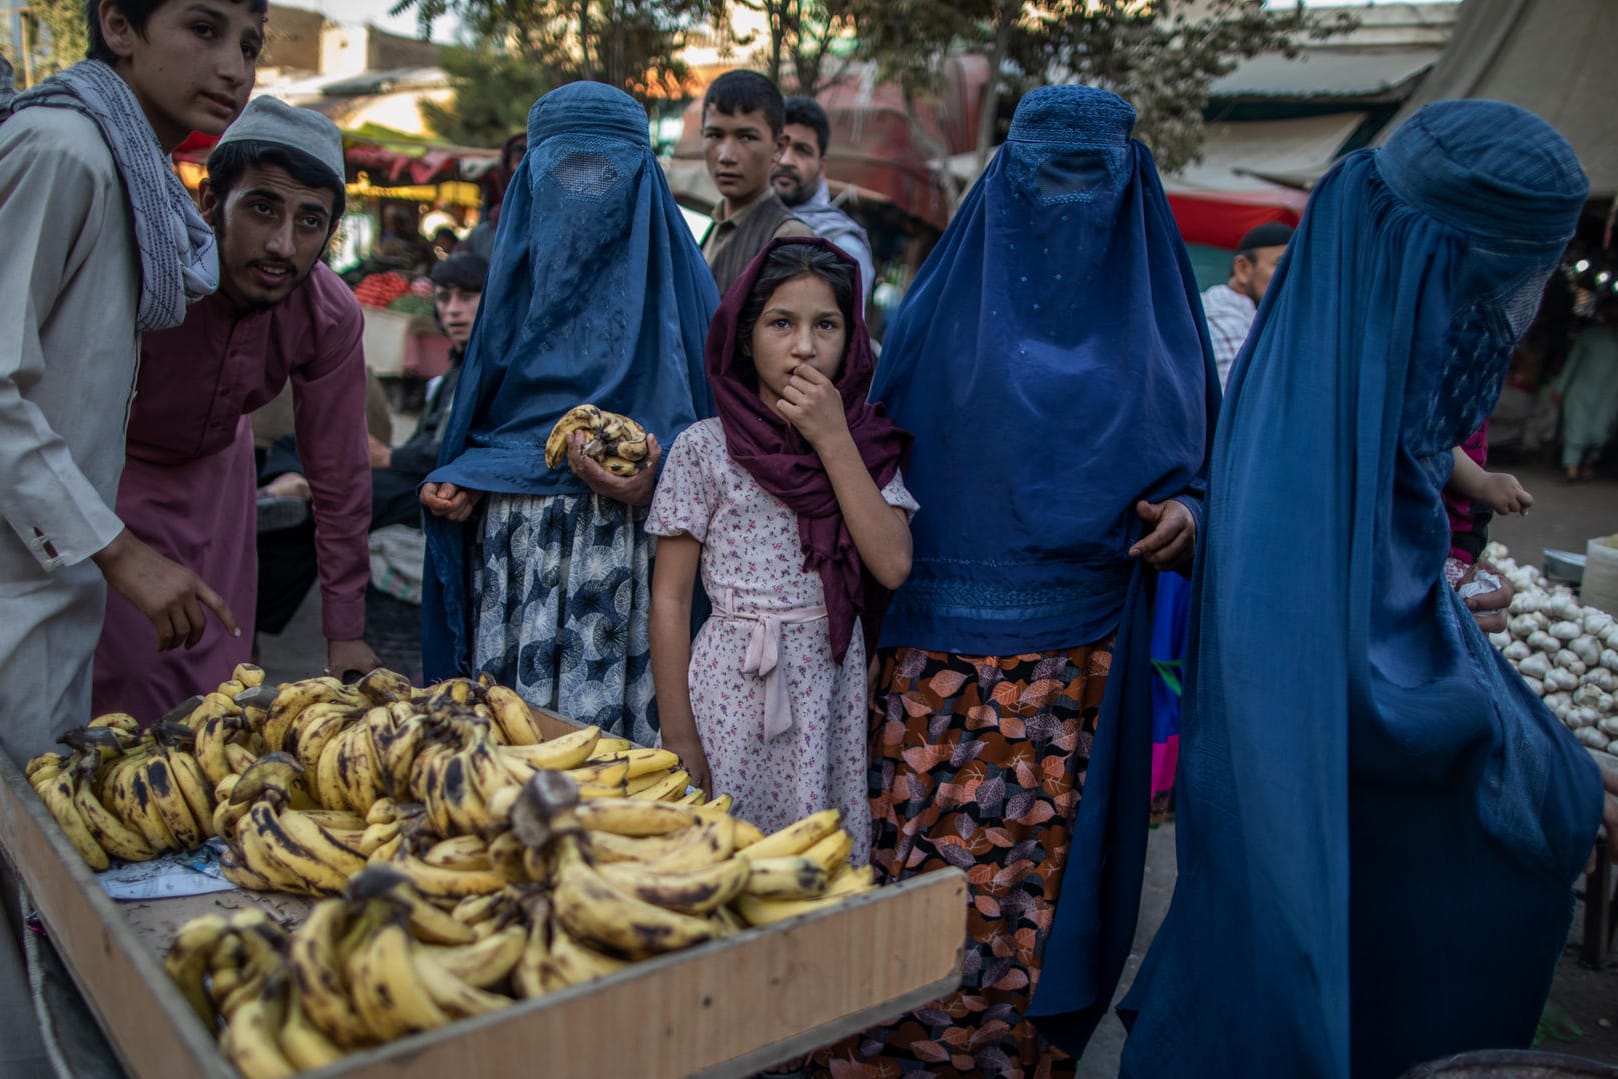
left=2, top=2, right=1618, bottom=1078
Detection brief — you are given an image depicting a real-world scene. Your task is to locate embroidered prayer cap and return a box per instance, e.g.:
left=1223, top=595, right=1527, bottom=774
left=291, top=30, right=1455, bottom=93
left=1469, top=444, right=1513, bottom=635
left=216, top=96, right=345, bottom=189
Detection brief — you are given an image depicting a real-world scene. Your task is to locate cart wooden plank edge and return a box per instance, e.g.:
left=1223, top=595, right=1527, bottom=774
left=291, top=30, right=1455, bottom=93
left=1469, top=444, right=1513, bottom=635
left=1, top=744, right=968, bottom=1079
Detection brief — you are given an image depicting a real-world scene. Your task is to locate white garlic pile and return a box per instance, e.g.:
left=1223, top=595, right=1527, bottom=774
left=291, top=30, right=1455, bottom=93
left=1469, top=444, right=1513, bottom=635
left=1484, top=541, right=1618, bottom=754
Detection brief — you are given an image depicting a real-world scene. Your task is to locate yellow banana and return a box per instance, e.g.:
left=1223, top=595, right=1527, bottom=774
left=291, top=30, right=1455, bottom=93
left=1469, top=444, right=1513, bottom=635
left=355, top=667, right=414, bottom=705
left=286, top=897, right=372, bottom=1050
left=346, top=913, right=451, bottom=1041
left=497, top=723, right=601, bottom=772
left=550, top=838, right=717, bottom=959
left=587, top=815, right=737, bottom=872
left=597, top=854, right=751, bottom=915
left=387, top=855, right=508, bottom=901
left=574, top=798, right=701, bottom=837
left=184, top=691, right=240, bottom=733
left=194, top=712, right=243, bottom=788
left=89, top=711, right=142, bottom=735
left=485, top=686, right=545, bottom=746
left=239, top=804, right=348, bottom=895
left=802, top=829, right=854, bottom=878
left=412, top=947, right=513, bottom=1019
left=590, top=737, right=633, bottom=756
left=278, top=989, right=345, bottom=1070
left=144, top=755, right=204, bottom=850
left=416, top=924, right=526, bottom=989
left=166, top=747, right=218, bottom=839
left=740, top=807, right=842, bottom=860
left=627, top=768, right=691, bottom=802
left=545, top=920, right=630, bottom=987
left=219, top=849, right=278, bottom=892
left=220, top=980, right=297, bottom=1079
left=512, top=920, right=553, bottom=998
left=741, top=854, right=829, bottom=899
left=232, top=663, right=266, bottom=688
left=36, top=768, right=110, bottom=869
left=599, top=455, right=640, bottom=477
left=544, top=403, right=606, bottom=468
left=263, top=679, right=345, bottom=753
left=109, top=749, right=178, bottom=853
left=229, top=752, right=305, bottom=808
left=315, top=723, right=353, bottom=813
left=223, top=740, right=260, bottom=776
left=564, top=759, right=631, bottom=787
left=292, top=703, right=354, bottom=778
left=422, top=834, right=492, bottom=871
left=825, top=862, right=876, bottom=896
left=163, top=913, right=231, bottom=1030
left=734, top=886, right=871, bottom=927
left=273, top=807, right=370, bottom=880
left=72, top=765, right=157, bottom=862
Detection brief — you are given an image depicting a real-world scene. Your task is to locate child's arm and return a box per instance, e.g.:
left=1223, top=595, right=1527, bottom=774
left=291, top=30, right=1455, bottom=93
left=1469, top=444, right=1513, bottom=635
left=1449, top=448, right=1534, bottom=515
left=649, top=534, right=713, bottom=794
left=775, top=365, right=913, bottom=589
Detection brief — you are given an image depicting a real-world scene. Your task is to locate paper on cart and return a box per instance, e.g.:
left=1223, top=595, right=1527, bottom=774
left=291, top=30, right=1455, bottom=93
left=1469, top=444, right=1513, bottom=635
left=96, top=840, right=237, bottom=901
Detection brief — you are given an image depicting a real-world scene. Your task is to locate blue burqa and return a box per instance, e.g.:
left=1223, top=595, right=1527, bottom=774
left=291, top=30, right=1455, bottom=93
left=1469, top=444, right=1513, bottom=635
left=870, top=85, right=1219, bottom=1055
left=421, top=83, right=719, bottom=680
left=1121, top=100, right=1604, bottom=1079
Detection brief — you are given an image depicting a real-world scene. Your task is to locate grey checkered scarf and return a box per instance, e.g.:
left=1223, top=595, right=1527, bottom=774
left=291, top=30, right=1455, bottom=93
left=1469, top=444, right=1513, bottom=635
left=1, top=59, right=218, bottom=330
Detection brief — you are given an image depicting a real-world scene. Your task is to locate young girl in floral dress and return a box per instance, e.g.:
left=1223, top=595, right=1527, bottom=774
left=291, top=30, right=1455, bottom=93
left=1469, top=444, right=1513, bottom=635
left=647, top=238, right=914, bottom=864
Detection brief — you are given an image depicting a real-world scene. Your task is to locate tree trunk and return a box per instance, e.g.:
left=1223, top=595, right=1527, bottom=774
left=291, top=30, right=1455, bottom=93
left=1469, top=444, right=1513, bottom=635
left=974, top=0, right=1019, bottom=175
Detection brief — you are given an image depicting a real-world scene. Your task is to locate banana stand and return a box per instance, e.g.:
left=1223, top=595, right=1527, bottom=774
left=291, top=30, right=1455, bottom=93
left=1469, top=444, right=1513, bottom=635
left=0, top=715, right=966, bottom=1079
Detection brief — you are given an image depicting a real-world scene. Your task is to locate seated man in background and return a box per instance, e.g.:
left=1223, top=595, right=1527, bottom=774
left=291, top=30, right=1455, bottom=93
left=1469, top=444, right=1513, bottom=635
left=258, top=252, right=488, bottom=678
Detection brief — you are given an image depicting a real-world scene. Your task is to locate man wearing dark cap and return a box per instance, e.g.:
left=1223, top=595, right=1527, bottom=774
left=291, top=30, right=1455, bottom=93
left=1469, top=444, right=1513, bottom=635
left=1202, top=221, right=1293, bottom=388
left=93, top=97, right=379, bottom=719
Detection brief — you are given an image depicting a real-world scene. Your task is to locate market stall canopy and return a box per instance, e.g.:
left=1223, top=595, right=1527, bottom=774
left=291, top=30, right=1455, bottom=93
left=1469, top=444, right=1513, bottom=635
left=1161, top=113, right=1365, bottom=248
left=666, top=57, right=987, bottom=233
left=1209, top=47, right=1441, bottom=105
left=1372, top=0, right=1618, bottom=196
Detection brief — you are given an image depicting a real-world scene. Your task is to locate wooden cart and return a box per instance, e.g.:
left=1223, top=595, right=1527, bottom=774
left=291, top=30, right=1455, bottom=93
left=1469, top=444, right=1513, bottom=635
left=0, top=743, right=966, bottom=1079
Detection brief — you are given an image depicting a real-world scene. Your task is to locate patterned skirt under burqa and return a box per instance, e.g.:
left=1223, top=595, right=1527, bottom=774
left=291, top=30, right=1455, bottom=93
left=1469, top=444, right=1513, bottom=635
left=420, top=82, right=718, bottom=742
left=815, top=85, right=1218, bottom=1078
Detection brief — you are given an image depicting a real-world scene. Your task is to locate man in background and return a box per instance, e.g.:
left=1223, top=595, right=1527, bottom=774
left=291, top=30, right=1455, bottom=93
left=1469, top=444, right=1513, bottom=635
left=772, top=95, right=875, bottom=309
left=1201, top=221, right=1293, bottom=388
left=699, top=70, right=814, bottom=293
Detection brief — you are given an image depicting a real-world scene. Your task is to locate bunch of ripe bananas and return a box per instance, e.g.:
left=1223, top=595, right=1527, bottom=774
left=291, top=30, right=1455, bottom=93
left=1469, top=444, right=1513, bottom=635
left=543, top=403, right=652, bottom=477
left=170, top=769, right=875, bottom=1073
left=25, top=663, right=272, bottom=868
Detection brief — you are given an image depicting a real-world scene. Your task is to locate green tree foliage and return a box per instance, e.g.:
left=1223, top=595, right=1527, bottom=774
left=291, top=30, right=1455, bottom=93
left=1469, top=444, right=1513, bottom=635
left=390, top=0, right=719, bottom=101
left=830, top=0, right=1355, bottom=175
left=418, top=42, right=553, bottom=146
left=727, top=0, right=853, bottom=96
left=11, top=0, right=89, bottom=83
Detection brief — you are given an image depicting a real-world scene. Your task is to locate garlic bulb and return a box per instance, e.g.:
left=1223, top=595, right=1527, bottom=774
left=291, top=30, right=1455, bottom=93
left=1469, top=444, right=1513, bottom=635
left=1577, top=726, right=1609, bottom=748
left=1518, top=653, right=1551, bottom=680
left=1571, top=635, right=1602, bottom=666
left=1601, top=714, right=1618, bottom=737
left=1586, top=610, right=1614, bottom=636
left=1527, top=630, right=1561, bottom=654
left=1548, top=667, right=1581, bottom=692
left=1522, top=676, right=1545, bottom=697
left=1502, top=640, right=1532, bottom=662
left=1586, top=667, right=1617, bottom=693
left=1549, top=620, right=1582, bottom=641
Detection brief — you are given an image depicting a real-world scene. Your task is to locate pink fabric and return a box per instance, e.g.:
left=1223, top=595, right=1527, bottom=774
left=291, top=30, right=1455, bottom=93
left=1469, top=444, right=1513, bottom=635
left=93, top=419, right=256, bottom=722
left=1444, top=424, right=1489, bottom=565
left=1151, top=734, right=1180, bottom=804
left=712, top=585, right=828, bottom=740
left=93, top=264, right=371, bottom=719
left=705, top=237, right=911, bottom=664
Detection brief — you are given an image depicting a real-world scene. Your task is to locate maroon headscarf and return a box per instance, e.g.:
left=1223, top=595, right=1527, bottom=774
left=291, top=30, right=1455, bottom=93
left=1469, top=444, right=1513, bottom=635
left=708, top=236, right=912, bottom=664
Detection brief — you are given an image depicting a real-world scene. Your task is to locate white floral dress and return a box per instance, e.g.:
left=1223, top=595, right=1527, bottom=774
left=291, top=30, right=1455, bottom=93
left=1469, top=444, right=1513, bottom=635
left=646, top=419, right=918, bottom=865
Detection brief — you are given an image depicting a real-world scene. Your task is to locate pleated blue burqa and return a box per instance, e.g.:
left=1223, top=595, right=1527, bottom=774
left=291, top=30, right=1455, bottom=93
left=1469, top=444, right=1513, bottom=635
left=1121, top=100, right=1604, bottom=1079
left=421, top=83, right=718, bottom=680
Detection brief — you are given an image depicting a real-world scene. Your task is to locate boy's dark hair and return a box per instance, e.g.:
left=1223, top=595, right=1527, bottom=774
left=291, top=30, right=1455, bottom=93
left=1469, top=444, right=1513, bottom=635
left=702, top=70, right=785, bottom=135
left=430, top=252, right=489, bottom=294
left=85, top=0, right=269, bottom=64
left=783, top=96, right=831, bottom=157
left=736, top=242, right=857, bottom=366
left=205, top=139, right=347, bottom=225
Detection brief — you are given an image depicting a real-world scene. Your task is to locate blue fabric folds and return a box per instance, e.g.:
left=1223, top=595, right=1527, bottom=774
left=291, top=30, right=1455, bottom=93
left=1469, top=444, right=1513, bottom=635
left=421, top=82, right=719, bottom=679
left=871, top=86, right=1217, bottom=656
left=1121, top=101, right=1603, bottom=1079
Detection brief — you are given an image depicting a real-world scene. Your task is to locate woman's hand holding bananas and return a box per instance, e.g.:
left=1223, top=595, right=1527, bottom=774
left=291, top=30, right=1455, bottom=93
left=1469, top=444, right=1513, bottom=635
left=564, top=429, right=662, bottom=507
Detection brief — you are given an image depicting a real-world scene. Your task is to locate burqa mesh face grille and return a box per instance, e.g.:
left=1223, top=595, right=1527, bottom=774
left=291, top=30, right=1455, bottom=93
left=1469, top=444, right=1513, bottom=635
left=550, top=150, right=621, bottom=198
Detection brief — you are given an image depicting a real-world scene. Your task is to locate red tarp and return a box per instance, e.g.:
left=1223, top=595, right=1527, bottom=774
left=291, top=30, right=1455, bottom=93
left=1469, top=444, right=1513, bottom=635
left=1165, top=189, right=1308, bottom=250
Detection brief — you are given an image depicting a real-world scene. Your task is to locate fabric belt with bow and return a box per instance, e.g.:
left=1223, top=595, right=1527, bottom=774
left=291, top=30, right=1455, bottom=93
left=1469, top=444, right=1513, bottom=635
left=711, top=587, right=828, bottom=740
